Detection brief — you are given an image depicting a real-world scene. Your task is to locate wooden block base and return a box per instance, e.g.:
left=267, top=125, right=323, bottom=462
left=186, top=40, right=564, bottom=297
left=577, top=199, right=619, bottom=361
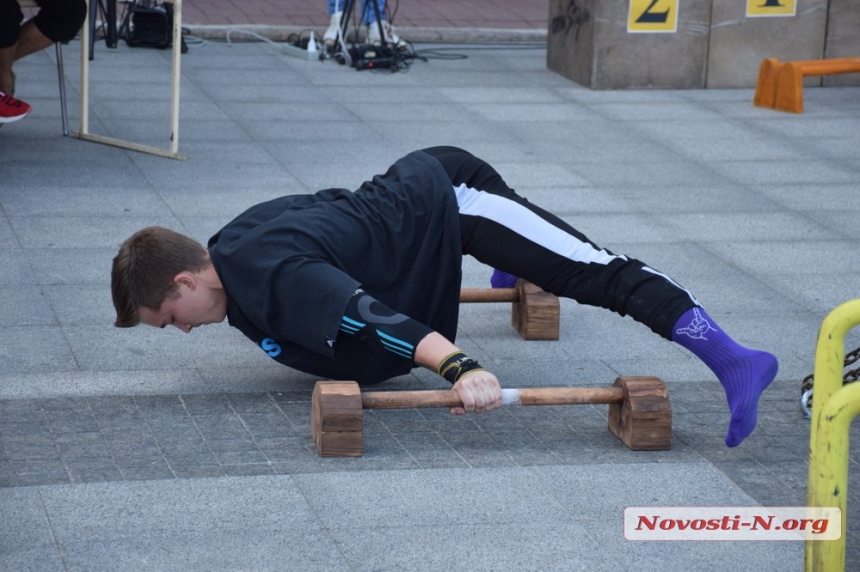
left=511, top=280, right=560, bottom=340
left=607, top=376, right=672, bottom=451
left=311, top=381, right=364, bottom=457
left=310, top=376, right=671, bottom=457
left=753, top=57, right=780, bottom=109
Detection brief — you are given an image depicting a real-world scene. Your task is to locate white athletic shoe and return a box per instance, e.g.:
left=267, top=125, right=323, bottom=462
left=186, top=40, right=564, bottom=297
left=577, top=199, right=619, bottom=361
left=323, top=11, right=342, bottom=47
left=366, top=21, right=405, bottom=48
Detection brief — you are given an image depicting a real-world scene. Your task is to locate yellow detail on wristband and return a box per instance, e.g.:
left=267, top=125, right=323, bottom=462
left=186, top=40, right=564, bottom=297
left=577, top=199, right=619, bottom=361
left=436, top=351, right=465, bottom=377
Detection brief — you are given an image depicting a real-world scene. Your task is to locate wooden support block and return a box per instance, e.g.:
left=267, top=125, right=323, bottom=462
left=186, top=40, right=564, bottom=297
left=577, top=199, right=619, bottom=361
left=774, top=61, right=805, bottom=114
left=607, top=376, right=672, bottom=451
left=753, top=57, right=781, bottom=109
left=758, top=57, right=860, bottom=114
left=311, top=381, right=363, bottom=457
left=511, top=280, right=559, bottom=340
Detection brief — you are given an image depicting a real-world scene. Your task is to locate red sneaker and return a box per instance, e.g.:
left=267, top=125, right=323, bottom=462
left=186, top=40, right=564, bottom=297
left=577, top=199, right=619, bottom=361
left=0, top=92, right=31, bottom=123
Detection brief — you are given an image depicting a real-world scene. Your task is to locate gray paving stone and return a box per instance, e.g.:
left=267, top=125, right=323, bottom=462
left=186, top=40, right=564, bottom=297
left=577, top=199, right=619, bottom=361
left=65, top=323, right=268, bottom=371
left=708, top=158, right=860, bottom=185
left=703, top=239, right=860, bottom=276
left=41, top=284, right=114, bottom=326
left=0, top=187, right=168, bottom=217
left=0, top=370, right=214, bottom=400
left=294, top=467, right=573, bottom=527
left=9, top=215, right=183, bottom=249
left=59, top=532, right=348, bottom=571
left=2, top=160, right=155, bottom=189
left=633, top=118, right=765, bottom=142
left=593, top=101, right=726, bottom=122
left=0, top=327, right=78, bottom=373
left=0, top=286, right=56, bottom=326
left=332, top=522, right=617, bottom=572
left=661, top=134, right=811, bottom=162
left=768, top=272, right=860, bottom=314
left=0, top=251, right=36, bottom=285
left=749, top=116, right=860, bottom=139
left=0, top=488, right=64, bottom=570
left=591, top=518, right=801, bottom=572
left=0, top=216, right=20, bottom=250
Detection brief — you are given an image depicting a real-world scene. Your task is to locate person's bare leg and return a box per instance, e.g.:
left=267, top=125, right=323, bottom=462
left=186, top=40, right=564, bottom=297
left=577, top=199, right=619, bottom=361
left=0, top=20, right=52, bottom=94
left=15, top=20, right=52, bottom=60
left=0, top=44, right=14, bottom=93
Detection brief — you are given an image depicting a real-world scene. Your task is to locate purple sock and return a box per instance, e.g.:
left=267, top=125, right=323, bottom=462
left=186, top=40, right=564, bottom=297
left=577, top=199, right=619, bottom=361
left=672, top=307, right=778, bottom=447
left=490, top=269, right=519, bottom=289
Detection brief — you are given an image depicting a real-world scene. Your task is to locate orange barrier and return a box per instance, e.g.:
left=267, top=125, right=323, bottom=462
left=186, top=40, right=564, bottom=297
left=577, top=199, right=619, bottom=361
left=753, top=57, right=860, bottom=113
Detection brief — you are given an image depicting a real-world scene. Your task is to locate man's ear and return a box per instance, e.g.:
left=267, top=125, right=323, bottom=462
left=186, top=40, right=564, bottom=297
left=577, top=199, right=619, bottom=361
left=173, top=272, right=196, bottom=290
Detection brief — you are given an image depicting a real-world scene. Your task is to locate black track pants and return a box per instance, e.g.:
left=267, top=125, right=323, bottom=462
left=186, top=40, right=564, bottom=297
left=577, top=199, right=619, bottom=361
left=422, top=146, right=698, bottom=340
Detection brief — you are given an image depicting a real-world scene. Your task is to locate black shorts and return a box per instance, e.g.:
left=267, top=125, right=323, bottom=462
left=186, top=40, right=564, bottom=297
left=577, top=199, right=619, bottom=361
left=422, top=145, right=697, bottom=340
left=0, top=0, right=87, bottom=47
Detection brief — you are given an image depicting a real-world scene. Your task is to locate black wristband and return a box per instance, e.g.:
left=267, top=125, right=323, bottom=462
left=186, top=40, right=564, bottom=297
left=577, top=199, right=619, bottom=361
left=436, top=351, right=485, bottom=384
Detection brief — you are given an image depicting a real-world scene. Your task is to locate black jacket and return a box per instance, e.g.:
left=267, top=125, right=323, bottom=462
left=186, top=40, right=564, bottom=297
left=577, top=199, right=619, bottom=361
left=208, top=150, right=462, bottom=384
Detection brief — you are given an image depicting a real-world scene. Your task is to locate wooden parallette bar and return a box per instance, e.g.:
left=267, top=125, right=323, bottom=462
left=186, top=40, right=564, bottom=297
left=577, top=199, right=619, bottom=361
left=459, top=280, right=560, bottom=341
left=361, top=387, right=625, bottom=409
left=311, top=377, right=671, bottom=457
left=460, top=288, right=518, bottom=303
left=754, top=56, right=860, bottom=113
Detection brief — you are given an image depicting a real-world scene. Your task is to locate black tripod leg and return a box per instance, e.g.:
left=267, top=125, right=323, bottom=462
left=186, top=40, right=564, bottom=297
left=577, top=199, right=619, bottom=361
left=107, top=0, right=117, bottom=48
left=88, top=0, right=96, bottom=60
left=367, top=0, right=387, bottom=48
left=339, top=0, right=355, bottom=44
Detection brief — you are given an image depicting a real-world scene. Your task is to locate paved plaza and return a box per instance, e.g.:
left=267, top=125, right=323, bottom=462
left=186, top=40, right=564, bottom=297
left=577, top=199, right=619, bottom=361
left=1, top=4, right=860, bottom=570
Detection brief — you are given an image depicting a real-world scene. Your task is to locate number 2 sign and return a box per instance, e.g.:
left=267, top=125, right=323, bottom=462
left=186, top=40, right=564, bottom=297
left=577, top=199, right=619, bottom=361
left=628, top=0, right=678, bottom=33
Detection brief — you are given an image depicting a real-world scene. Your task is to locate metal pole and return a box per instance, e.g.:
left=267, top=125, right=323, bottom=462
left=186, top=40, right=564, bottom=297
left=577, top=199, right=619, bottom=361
left=805, top=299, right=860, bottom=572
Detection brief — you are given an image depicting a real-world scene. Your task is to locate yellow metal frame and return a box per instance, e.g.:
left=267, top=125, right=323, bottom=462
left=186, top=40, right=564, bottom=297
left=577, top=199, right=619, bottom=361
left=805, top=299, right=860, bottom=571
left=71, top=0, right=186, bottom=160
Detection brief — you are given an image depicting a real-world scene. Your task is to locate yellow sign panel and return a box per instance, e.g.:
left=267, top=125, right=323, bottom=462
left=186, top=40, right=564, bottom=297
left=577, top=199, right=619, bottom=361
left=628, top=0, right=678, bottom=33
left=746, top=0, right=797, bottom=17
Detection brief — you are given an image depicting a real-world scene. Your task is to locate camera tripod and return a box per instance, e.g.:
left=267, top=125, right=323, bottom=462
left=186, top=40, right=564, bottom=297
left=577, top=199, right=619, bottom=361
left=332, top=0, right=393, bottom=61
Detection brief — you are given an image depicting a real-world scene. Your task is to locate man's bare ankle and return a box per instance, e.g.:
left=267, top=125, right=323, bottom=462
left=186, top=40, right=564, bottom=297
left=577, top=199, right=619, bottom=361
left=0, top=72, right=12, bottom=95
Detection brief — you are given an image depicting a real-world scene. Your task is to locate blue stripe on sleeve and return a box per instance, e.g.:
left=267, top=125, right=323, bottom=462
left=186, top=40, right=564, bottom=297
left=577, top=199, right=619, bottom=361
left=342, top=316, right=366, bottom=328
left=376, top=330, right=415, bottom=351
left=377, top=330, right=415, bottom=359
left=380, top=340, right=413, bottom=359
